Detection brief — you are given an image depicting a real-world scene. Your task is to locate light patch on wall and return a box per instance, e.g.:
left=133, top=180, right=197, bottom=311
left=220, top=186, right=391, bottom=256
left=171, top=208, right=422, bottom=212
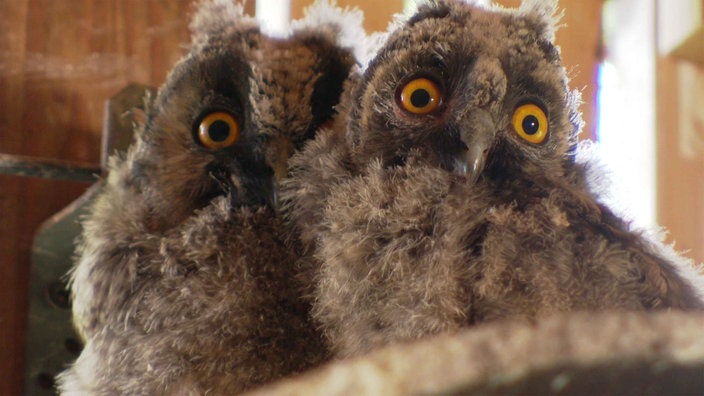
left=678, top=63, right=704, bottom=158
left=597, top=0, right=656, bottom=229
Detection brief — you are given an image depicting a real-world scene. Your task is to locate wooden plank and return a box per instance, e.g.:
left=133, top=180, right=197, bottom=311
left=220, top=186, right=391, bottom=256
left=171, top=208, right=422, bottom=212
left=0, top=1, right=194, bottom=393
left=0, top=153, right=101, bottom=182
left=0, top=1, right=31, bottom=394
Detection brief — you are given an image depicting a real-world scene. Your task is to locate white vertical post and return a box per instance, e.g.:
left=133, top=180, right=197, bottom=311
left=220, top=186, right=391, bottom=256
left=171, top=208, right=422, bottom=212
left=598, top=0, right=656, bottom=228
left=256, top=0, right=291, bottom=36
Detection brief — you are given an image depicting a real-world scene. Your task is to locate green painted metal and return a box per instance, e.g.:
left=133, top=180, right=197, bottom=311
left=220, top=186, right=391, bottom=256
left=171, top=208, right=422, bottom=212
left=23, top=186, right=100, bottom=395
left=22, top=84, right=154, bottom=395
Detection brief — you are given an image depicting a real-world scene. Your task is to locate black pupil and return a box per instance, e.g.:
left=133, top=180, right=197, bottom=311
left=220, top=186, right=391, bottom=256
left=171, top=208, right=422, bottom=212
left=522, top=115, right=540, bottom=135
left=208, top=119, right=231, bottom=142
left=410, top=88, right=431, bottom=108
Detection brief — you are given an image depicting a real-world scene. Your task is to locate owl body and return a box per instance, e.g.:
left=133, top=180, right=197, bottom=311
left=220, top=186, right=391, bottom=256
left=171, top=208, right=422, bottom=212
left=284, top=0, right=704, bottom=358
left=63, top=201, right=320, bottom=394
left=58, top=1, right=360, bottom=394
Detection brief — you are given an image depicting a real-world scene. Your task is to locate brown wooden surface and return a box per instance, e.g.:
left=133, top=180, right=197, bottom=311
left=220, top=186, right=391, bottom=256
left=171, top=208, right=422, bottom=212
left=0, top=1, right=206, bottom=394
left=656, top=57, right=704, bottom=263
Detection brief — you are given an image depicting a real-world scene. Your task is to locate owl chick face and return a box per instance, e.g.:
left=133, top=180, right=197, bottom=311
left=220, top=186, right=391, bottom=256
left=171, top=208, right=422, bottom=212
left=349, top=0, right=580, bottom=185
left=131, top=12, right=352, bottom=230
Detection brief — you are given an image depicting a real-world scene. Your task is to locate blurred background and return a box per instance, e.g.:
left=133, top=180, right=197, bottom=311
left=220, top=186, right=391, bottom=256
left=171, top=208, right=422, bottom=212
left=1, top=0, right=702, bottom=393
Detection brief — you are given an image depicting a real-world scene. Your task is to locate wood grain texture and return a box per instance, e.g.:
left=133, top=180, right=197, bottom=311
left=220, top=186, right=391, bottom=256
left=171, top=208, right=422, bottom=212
left=0, top=1, right=216, bottom=393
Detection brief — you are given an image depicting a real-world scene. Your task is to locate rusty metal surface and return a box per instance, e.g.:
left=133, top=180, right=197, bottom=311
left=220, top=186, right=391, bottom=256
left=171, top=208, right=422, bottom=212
left=0, top=84, right=154, bottom=184
left=0, top=153, right=100, bottom=183
left=23, top=84, right=152, bottom=394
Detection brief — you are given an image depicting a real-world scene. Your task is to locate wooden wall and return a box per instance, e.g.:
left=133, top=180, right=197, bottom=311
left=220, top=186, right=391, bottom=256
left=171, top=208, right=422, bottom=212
left=0, top=1, right=250, bottom=393
left=656, top=57, right=704, bottom=263
left=0, top=1, right=602, bottom=394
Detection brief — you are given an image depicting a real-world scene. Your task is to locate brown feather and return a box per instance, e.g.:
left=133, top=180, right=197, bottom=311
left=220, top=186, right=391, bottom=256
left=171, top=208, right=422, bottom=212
left=282, top=0, right=704, bottom=358
left=57, top=0, right=362, bottom=393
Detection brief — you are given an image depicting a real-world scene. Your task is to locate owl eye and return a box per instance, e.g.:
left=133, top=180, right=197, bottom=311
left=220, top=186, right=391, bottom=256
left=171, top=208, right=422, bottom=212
left=398, top=77, right=441, bottom=115
left=512, top=103, right=548, bottom=144
left=196, top=111, right=240, bottom=149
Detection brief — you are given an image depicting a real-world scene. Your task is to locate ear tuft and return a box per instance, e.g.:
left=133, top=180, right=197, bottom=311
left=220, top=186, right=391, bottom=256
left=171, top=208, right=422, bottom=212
left=291, top=0, right=370, bottom=64
left=519, top=0, right=563, bottom=41
left=189, top=0, right=258, bottom=44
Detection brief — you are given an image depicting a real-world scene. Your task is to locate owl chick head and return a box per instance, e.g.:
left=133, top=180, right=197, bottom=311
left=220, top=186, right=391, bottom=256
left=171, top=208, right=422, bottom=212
left=123, top=0, right=357, bottom=230
left=348, top=0, right=582, bottom=185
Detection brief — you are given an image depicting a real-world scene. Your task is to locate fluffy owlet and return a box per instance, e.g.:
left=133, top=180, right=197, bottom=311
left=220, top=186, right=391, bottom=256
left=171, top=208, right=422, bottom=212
left=283, top=0, right=704, bottom=358
left=57, top=0, right=360, bottom=394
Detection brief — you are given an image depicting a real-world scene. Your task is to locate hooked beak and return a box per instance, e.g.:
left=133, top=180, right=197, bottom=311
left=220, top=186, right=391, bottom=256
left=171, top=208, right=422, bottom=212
left=225, top=135, right=292, bottom=210
left=455, top=109, right=495, bottom=184
left=262, top=134, right=296, bottom=209
left=246, top=174, right=278, bottom=210
left=223, top=163, right=278, bottom=210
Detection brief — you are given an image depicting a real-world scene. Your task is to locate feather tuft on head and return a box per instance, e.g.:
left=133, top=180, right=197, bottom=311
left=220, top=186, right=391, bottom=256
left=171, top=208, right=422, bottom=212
left=291, top=0, right=370, bottom=66
left=189, top=0, right=258, bottom=44
left=519, top=0, right=563, bottom=41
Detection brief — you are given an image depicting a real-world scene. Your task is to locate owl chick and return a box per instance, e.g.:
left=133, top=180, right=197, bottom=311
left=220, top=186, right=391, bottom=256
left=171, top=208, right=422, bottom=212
left=283, top=0, right=704, bottom=358
left=57, top=1, right=361, bottom=394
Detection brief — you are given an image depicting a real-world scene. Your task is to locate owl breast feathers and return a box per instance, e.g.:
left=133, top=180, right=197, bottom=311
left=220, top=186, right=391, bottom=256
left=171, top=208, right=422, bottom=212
left=282, top=0, right=704, bottom=358
left=58, top=0, right=363, bottom=394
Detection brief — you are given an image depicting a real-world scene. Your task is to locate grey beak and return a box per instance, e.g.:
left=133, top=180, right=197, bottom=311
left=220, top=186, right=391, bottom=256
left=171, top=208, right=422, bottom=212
left=231, top=169, right=279, bottom=210
left=456, top=109, right=495, bottom=183
left=462, top=144, right=488, bottom=184
left=259, top=176, right=278, bottom=210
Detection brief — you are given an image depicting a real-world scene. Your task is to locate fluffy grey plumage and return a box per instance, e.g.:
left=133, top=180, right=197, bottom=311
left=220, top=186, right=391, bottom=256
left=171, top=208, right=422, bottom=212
left=58, top=1, right=359, bottom=394
left=283, top=0, right=704, bottom=358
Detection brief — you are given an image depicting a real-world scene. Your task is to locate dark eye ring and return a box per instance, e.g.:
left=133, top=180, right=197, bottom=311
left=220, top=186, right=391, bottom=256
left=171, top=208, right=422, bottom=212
left=397, top=77, right=442, bottom=115
left=195, top=111, right=240, bottom=149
